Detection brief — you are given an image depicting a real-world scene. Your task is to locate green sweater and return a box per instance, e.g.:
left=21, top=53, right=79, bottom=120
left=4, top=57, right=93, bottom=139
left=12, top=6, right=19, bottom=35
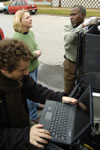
left=13, top=31, right=39, bottom=72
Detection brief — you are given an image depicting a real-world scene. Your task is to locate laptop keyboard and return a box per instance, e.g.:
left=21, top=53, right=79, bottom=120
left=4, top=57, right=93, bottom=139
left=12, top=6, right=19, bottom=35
left=49, top=102, right=72, bottom=142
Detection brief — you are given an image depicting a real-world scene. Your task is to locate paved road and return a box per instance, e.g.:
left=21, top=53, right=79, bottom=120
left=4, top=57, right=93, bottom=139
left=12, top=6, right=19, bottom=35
left=0, top=14, right=69, bottom=90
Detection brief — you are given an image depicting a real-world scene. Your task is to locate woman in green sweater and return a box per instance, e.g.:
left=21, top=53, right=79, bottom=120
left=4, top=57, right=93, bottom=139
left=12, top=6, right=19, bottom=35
left=13, top=10, right=42, bottom=122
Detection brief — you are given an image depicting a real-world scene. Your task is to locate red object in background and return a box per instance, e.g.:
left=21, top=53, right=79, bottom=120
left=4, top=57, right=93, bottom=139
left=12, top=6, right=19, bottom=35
left=0, top=28, right=4, bottom=40
left=8, top=0, right=38, bottom=14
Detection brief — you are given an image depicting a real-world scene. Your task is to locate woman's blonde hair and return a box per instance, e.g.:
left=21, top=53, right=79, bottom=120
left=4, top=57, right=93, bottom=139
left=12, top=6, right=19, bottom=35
left=13, top=9, right=28, bottom=33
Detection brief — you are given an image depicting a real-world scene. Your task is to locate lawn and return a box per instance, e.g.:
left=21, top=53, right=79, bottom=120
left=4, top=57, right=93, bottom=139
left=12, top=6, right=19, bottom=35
left=37, top=7, right=100, bottom=17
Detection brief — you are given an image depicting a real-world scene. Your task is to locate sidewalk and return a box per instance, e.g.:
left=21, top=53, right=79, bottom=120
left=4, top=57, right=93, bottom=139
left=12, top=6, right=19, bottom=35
left=38, top=63, right=64, bottom=91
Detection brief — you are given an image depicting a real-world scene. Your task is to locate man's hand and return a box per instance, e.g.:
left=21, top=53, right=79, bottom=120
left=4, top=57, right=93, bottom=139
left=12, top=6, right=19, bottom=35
left=83, top=17, right=98, bottom=27
left=29, top=124, right=52, bottom=148
left=62, top=96, right=77, bottom=104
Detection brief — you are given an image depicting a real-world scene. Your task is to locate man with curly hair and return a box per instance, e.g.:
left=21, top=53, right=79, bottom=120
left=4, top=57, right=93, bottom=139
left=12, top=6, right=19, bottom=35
left=0, top=39, right=77, bottom=150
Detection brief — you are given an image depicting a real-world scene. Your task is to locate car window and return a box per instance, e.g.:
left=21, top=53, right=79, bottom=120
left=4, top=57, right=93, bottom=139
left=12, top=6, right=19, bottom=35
left=10, top=1, right=16, bottom=6
left=27, top=1, right=34, bottom=5
left=21, top=1, right=26, bottom=5
left=16, top=1, right=22, bottom=6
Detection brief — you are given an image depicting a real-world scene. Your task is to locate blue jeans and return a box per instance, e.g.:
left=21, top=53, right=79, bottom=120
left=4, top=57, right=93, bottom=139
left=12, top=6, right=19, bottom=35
left=27, top=68, right=38, bottom=121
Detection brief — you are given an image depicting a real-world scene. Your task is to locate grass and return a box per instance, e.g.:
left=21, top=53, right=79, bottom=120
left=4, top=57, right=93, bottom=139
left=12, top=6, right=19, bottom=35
left=37, top=8, right=70, bottom=16
left=86, top=10, right=100, bottom=17
left=3, top=1, right=10, bottom=6
left=3, top=1, right=100, bottom=17
left=37, top=7, right=100, bottom=17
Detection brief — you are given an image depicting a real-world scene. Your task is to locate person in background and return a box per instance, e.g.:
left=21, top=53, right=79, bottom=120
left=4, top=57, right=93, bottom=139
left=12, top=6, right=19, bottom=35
left=0, top=39, right=77, bottom=150
left=12, top=9, right=42, bottom=123
left=0, top=27, right=4, bottom=40
left=63, top=5, right=98, bottom=95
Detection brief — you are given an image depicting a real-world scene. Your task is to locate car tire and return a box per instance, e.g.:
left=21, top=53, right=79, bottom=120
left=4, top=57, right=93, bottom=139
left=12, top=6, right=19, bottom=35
left=3, top=9, right=9, bottom=14
left=32, top=10, right=37, bottom=15
left=29, top=10, right=32, bottom=15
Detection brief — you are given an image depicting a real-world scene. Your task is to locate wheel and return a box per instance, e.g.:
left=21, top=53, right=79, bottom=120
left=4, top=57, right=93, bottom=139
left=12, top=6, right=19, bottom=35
left=32, top=10, right=37, bottom=14
left=29, top=10, right=32, bottom=15
left=3, top=9, right=9, bottom=14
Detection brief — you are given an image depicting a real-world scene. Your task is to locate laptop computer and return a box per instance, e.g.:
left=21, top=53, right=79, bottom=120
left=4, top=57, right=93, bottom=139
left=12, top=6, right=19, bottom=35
left=39, top=84, right=93, bottom=146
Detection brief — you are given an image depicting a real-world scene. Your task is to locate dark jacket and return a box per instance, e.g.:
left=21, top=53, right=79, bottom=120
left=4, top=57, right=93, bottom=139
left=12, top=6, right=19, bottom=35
left=0, top=75, right=65, bottom=150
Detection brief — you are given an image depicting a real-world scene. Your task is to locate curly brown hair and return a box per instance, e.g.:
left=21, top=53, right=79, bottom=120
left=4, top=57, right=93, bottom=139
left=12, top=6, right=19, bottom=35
left=0, top=39, right=33, bottom=72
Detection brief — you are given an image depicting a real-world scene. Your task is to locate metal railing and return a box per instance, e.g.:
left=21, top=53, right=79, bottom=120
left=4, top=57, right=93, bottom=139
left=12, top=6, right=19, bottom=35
left=52, top=0, right=100, bottom=9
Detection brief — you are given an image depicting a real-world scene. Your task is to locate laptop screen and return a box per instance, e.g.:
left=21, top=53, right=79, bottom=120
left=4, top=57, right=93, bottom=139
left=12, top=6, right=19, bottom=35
left=72, top=85, right=93, bottom=142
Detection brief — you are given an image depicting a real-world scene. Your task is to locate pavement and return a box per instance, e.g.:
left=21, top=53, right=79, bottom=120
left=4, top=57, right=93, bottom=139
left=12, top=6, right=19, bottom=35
left=38, top=63, right=64, bottom=91
left=31, top=14, right=67, bottom=91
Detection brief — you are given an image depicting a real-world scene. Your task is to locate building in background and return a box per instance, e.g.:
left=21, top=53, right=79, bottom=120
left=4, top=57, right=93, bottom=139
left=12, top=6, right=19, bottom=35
left=34, top=0, right=52, bottom=5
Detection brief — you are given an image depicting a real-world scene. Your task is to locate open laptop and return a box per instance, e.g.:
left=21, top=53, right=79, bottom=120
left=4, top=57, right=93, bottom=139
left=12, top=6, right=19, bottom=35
left=39, top=84, right=93, bottom=146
